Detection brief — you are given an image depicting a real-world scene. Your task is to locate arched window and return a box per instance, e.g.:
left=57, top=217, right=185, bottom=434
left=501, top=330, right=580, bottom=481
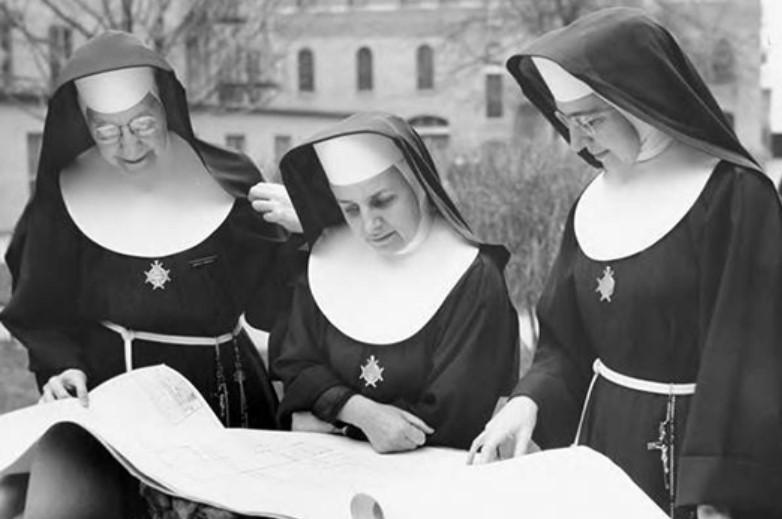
left=357, top=47, right=373, bottom=91
left=416, top=45, right=434, bottom=90
left=298, top=48, right=314, bottom=92
left=712, top=37, right=735, bottom=84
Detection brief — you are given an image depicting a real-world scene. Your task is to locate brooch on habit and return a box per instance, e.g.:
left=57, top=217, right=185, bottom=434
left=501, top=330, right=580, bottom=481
left=144, top=260, right=171, bottom=290
left=595, top=265, right=615, bottom=303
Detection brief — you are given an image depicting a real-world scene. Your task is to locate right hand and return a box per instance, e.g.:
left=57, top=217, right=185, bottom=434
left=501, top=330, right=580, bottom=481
left=467, top=396, right=538, bottom=465
left=39, top=369, right=89, bottom=407
left=339, top=396, right=434, bottom=454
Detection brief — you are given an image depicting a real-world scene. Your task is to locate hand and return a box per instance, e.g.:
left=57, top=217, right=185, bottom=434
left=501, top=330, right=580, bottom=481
left=248, top=182, right=303, bottom=234
left=291, top=411, right=343, bottom=434
left=467, top=396, right=538, bottom=464
left=339, top=396, right=434, bottom=454
left=697, top=505, right=732, bottom=519
left=39, top=369, right=89, bottom=407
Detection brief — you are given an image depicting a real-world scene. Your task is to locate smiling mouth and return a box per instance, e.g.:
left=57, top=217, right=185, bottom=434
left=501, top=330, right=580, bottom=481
left=122, top=153, right=149, bottom=165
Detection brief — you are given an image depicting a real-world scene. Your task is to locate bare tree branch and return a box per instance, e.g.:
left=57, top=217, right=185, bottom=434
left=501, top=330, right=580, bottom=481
left=38, top=0, right=93, bottom=37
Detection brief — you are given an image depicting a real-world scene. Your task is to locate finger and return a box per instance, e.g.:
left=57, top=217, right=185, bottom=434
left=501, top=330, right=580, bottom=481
left=251, top=200, right=279, bottom=213
left=47, top=377, right=72, bottom=400
left=39, top=386, right=55, bottom=404
left=475, top=435, right=503, bottom=465
left=400, top=411, right=434, bottom=434
left=403, top=425, right=426, bottom=446
left=261, top=211, right=283, bottom=223
left=512, top=429, right=531, bottom=457
left=73, top=379, right=90, bottom=408
left=249, top=183, right=286, bottom=201
left=466, top=431, right=487, bottom=465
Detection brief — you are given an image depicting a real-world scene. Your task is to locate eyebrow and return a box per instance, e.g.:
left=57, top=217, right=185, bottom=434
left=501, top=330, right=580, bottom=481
left=336, top=189, right=394, bottom=205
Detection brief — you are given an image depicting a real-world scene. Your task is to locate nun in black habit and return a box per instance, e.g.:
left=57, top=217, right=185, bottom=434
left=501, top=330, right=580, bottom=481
left=469, top=7, right=782, bottom=519
left=0, top=30, right=302, bottom=519
left=272, top=111, right=520, bottom=452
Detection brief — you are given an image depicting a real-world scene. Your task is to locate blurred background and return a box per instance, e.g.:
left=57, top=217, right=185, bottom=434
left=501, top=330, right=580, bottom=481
left=1, top=0, right=780, bottom=413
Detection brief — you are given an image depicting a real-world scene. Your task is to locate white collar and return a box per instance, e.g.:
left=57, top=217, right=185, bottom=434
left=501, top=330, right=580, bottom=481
left=308, top=216, right=479, bottom=344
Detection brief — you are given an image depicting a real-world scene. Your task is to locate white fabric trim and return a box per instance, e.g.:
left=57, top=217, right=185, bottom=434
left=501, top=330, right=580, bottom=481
left=60, top=134, right=235, bottom=258
left=532, top=57, right=593, bottom=102
left=309, top=216, right=478, bottom=345
left=76, top=66, right=158, bottom=114
left=101, top=321, right=242, bottom=372
left=314, top=133, right=404, bottom=186
left=574, top=158, right=716, bottom=261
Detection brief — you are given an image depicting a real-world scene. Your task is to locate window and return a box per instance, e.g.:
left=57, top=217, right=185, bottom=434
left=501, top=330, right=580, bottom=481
left=1, top=19, right=12, bottom=85
left=416, top=45, right=434, bottom=90
left=356, top=47, right=373, bottom=91
left=185, top=34, right=204, bottom=87
left=246, top=49, right=262, bottom=103
left=274, top=135, right=293, bottom=164
left=298, top=48, right=314, bottom=92
left=225, top=134, right=247, bottom=153
left=48, top=25, right=73, bottom=86
left=27, top=132, right=43, bottom=195
left=485, top=73, right=503, bottom=118
left=712, top=38, right=735, bottom=84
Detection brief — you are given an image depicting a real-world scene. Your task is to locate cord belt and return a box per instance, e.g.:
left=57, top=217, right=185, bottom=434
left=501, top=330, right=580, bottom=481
left=101, top=320, right=242, bottom=372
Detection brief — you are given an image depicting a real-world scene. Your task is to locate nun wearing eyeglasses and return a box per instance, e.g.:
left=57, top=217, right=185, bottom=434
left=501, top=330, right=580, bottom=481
left=272, top=112, right=520, bottom=453
left=468, top=8, right=782, bottom=519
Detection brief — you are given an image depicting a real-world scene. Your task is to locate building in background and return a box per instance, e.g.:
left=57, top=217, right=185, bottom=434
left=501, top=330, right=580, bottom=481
left=0, top=0, right=769, bottom=236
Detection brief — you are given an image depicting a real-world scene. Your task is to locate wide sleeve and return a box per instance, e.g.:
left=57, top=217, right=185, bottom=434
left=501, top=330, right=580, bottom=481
left=395, top=250, right=520, bottom=449
left=272, top=273, right=353, bottom=424
left=0, top=198, right=87, bottom=389
left=677, top=168, right=782, bottom=511
left=511, top=207, right=597, bottom=448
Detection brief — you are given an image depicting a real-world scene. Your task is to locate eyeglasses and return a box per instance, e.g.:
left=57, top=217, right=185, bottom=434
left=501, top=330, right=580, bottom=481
left=553, top=108, right=614, bottom=137
left=91, top=115, right=160, bottom=144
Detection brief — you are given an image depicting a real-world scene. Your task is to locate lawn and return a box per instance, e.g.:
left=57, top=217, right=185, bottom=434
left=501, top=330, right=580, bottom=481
left=0, top=339, right=38, bottom=414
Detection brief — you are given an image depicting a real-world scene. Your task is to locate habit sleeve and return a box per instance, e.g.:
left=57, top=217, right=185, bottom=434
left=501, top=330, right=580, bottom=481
left=272, top=273, right=348, bottom=423
left=677, top=168, right=782, bottom=510
left=1, top=199, right=87, bottom=389
left=511, top=207, right=597, bottom=448
left=392, top=251, right=520, bottom=449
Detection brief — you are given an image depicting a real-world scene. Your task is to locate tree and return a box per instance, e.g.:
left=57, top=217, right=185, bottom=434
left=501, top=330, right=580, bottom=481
left=0, top=0, right=291, bottom=108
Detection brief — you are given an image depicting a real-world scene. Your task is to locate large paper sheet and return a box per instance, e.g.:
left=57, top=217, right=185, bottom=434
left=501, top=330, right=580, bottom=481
left=0, top=365, right=667, bottom=519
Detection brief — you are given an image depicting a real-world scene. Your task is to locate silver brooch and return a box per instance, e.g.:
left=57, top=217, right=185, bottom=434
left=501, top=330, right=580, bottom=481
left=144, top=260, right=171, bottom=290
left=595, top=265, right=615, bottom=303
left=359, top=355, right=385, bottom=388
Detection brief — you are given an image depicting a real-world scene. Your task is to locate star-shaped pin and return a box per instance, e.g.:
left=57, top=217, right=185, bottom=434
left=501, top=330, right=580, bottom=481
left=359, top=355, right=384, bottom=388
left=595, top=265, right=615, bottom=303
left=144, top=260, right=171, bottom=290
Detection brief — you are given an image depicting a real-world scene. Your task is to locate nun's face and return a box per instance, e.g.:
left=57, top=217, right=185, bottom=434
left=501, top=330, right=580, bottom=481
left=331, top=164, right=421, bottom=254
left=83, top=93, right=168, bottom=173
left=557, top=94, right=640, bottom=170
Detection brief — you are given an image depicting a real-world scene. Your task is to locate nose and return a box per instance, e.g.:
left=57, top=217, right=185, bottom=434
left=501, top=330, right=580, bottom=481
left=118, top=127, right=143, bottom=155
left=568, top=125, right=590, bottom=153
left=363, top=213, right=383, bottom=236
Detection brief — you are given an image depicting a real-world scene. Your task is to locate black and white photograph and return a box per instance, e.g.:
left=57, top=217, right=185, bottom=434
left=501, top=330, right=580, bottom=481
left=0, top=0, right=780, bottom=517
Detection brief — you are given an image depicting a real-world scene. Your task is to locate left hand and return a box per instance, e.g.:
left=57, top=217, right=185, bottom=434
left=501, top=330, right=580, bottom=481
left=248, top=182, right=303, bottom=234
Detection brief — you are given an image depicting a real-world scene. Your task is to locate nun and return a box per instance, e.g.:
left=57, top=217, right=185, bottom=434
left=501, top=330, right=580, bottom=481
left=469, top=8, right=782, bottom=519
left=0, top=31, right=302, bottom=518
left=273, top=111, right=520, bottom=452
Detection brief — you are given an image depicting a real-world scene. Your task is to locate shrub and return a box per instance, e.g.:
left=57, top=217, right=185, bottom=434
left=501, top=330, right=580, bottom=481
left=445, top=139, right=595, bottom=315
